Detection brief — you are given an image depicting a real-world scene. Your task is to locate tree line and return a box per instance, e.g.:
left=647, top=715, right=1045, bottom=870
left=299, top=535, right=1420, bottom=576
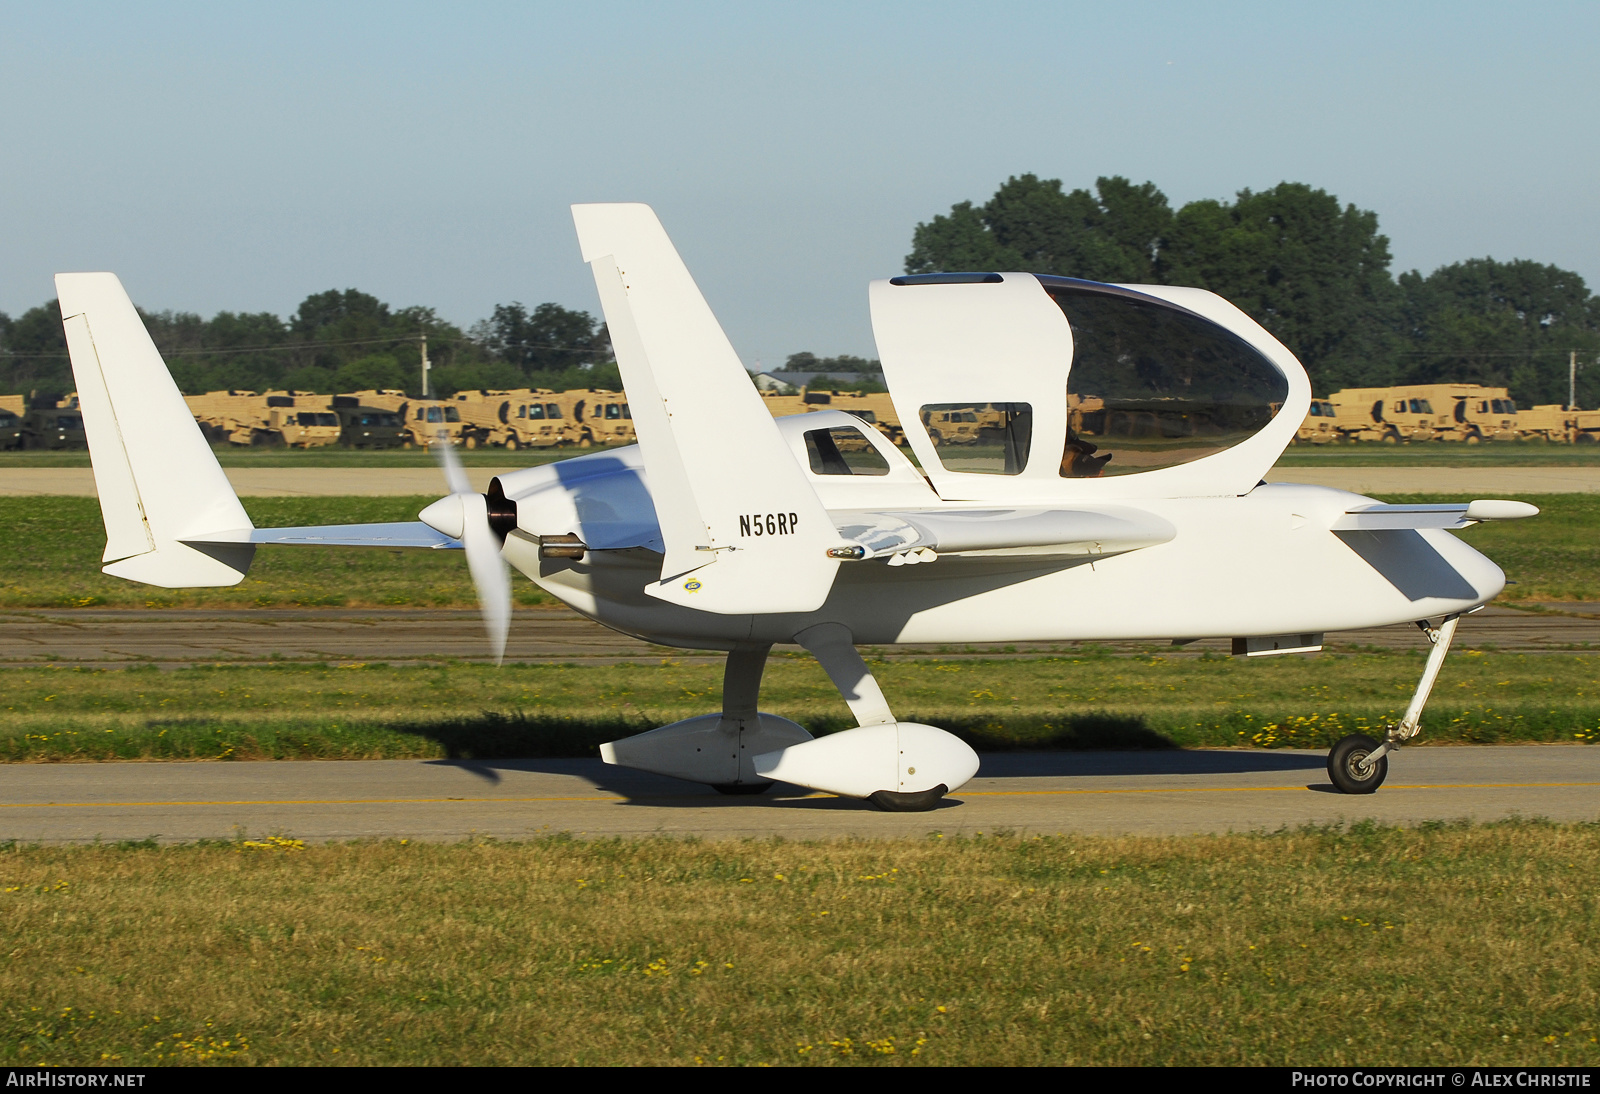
left=0, top=291, right=620, bottom=400
left=6, top=177, right=1596, bottom=407
left=908, top=175, right=1600, bottom=406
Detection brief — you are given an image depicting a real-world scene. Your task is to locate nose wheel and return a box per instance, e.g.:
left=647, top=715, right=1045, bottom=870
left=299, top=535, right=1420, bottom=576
left=1327, top=734, right=1388, bottom=794
left=1324, top=613, right=1462, bottom=794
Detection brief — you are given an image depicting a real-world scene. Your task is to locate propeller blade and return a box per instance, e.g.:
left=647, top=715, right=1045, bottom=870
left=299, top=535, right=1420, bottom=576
left=459, top=492, right=511, bottom=664
left=423, top=430, right=511, bottom=663
left=434, top=429, right=472, bottom=496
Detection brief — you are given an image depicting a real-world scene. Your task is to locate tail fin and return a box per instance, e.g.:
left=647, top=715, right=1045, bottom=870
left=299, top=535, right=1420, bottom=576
left=56, top=273, right=255, bottom=587
left=572, top=204, right=840, bottom=614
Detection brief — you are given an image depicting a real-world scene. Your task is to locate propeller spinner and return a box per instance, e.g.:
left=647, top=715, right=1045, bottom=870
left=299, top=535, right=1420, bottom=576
left=418, top=435, right=516, bottom=663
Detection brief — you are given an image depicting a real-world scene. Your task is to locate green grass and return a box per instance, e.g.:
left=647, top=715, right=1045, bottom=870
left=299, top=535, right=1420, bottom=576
left=3, top=650, right=1597, bottom=761
left=1429, top=494, right=1600, bottom=602
left=0, top=496, right=556, bottom=610
left=0, top=446, right=576, bottom=468
left=1, top=823, right=1597, bottom=1065
left=0, top=493, right=1591, bottom=610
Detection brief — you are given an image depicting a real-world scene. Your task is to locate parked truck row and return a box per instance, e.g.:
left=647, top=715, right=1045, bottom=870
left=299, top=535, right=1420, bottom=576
left=0, top=386, right=909, bottom=451
left=21, top=380, right=1590, bottom=453
left=1297, top=383, right=1600, bottom=444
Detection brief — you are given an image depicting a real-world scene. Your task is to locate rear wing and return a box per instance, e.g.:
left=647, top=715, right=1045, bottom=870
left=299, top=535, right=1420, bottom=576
left=57, top=272, right=256, bottom=587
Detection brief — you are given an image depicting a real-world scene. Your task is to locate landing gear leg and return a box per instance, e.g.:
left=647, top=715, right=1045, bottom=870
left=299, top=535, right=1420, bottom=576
left=791, top=623, right=961, bottom=812
left=599, top=644, right=811, bottom=790
left=711, top=645, right=777, bottom=795
left=1327, top=613, right=1460, bottom=794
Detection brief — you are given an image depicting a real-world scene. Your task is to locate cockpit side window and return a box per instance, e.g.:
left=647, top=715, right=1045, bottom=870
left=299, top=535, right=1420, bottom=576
left=804, top=427, right=890, bottom=476
left=919, top=403, right=1031, bottom=475
left=1043, top=282, right=1288, bottom=478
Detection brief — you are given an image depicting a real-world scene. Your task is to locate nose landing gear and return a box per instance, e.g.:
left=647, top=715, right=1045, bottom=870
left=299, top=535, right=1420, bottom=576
left=1327, top=613, right=1462, bottom=794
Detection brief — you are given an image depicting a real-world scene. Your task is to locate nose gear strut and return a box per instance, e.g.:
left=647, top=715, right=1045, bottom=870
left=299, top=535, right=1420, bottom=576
left=1327, top=613, right=1461, bottom=794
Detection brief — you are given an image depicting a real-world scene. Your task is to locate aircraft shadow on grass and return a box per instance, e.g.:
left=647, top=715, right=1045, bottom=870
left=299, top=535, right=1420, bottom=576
left=399, top=710, right=1326, bottom=808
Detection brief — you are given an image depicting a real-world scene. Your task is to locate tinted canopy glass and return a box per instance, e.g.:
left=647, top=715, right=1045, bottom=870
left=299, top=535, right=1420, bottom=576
left=920, top=403, right=1032, bottom=475
left=1041, top=279, right=1288, bottom=478
left=803, top=427, right=890, bottom=476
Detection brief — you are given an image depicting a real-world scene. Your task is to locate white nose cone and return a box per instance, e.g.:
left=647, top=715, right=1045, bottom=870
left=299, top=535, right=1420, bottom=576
left=419, top=495, right=466, bottom=540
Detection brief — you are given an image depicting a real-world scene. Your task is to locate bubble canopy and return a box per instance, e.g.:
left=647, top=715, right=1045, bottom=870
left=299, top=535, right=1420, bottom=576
left=868, top=272, right=1305, bottom=500
left=1036, top=276, right=1289, bottom=479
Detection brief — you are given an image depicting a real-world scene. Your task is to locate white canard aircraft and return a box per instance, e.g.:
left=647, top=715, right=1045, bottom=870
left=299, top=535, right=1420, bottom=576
left=57, top=203, right=1537, bottom=811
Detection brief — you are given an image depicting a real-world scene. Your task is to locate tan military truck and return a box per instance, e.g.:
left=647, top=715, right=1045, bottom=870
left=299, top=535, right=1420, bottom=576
left=267, top=393, right=343, bottom=447
left=495, top=390, right=573, bottom=449
left=560, top=389, right=635, bottom=446
left=1295, top=398, right=1342, bottom=443
left=1400, top=384, right=1521, bottom=442
left=920, top=405, right=989, bottom=446
left=1327, top=387, right=1449, bottom=442
left=1570, top=409, right=1600, bottom=444
left=343, top=390, right=467, bottom=447
left=1514, top=404, right=1578, bottom=443
left=446, top=388, right=571, bottom=449
left=183, top=390, right=342, bottom=447
left=1378, top=383, right=1569, bottom=443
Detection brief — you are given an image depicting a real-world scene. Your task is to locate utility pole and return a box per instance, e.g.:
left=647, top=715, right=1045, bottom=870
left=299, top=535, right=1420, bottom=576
left=1570, top=350, right=1578, bottom=411
left=420, top=331, right=431, bottom=399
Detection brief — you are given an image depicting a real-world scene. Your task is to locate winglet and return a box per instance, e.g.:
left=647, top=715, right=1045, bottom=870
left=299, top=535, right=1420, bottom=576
left=56, top=273, right=255, bottom=587
left=572, top=204, right=840, bottom=614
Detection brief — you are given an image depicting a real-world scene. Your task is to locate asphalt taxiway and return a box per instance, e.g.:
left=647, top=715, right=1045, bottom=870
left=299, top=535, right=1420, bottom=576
left=2, top=746, right=1595, bottom=844
left=3, top=604, right=1596, bottom=668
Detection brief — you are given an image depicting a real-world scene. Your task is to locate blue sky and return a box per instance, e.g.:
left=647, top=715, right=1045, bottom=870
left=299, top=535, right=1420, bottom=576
left=3, top=1, right=1596, bottom=365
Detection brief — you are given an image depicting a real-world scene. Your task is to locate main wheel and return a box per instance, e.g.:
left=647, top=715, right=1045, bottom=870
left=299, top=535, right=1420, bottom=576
left=1327, top=734, right=1388, bottom=794
left=712, top=781, right=772, bottom=796
left=867, top=784, right=949, bottom=812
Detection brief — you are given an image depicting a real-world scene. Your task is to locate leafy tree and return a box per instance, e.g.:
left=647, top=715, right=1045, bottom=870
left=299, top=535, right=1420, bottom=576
left=906, top=174, right=1171, bottom=283
left=1396, top=259, right=1600, bottom=406
left=1162, top=183, right=1401, bottom=390
left=280, top=365, right=338, bottom=394
left=476, top=302, right=610, bottom=373
left=783, top=352, right=881, bottom=373
left=0, top=300, right=69, bottom=397
left=428, top=359, right=528, bottom=397
left=0, top=287, right=618, bottom=400
left=334, top=354, right=408, bottom=393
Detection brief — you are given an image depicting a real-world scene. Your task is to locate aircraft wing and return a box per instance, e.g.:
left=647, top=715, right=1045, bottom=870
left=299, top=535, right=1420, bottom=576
left=1332, top=501, right=1539, bottom=531
left=834, top=505, right=1177, bottom=561
left=185, top=523, right=461, bottom=550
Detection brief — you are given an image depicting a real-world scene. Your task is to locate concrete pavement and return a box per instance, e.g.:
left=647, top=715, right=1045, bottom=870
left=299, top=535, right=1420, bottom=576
left=2, top=605, right=1595, bottom=667
left=2, top=746, right=1595, bottom=843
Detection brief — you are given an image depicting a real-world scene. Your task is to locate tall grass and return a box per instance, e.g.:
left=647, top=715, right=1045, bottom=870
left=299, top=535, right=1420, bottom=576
left=3, top=651, right=1598, bottom=761
left=1, top=493, right=1591, bottom=610
left=1, top=823, right=1596, bottom=1066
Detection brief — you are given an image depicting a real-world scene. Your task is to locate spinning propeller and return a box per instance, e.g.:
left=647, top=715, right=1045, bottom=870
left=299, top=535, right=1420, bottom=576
left=417, top=435, right=517, bottom=663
